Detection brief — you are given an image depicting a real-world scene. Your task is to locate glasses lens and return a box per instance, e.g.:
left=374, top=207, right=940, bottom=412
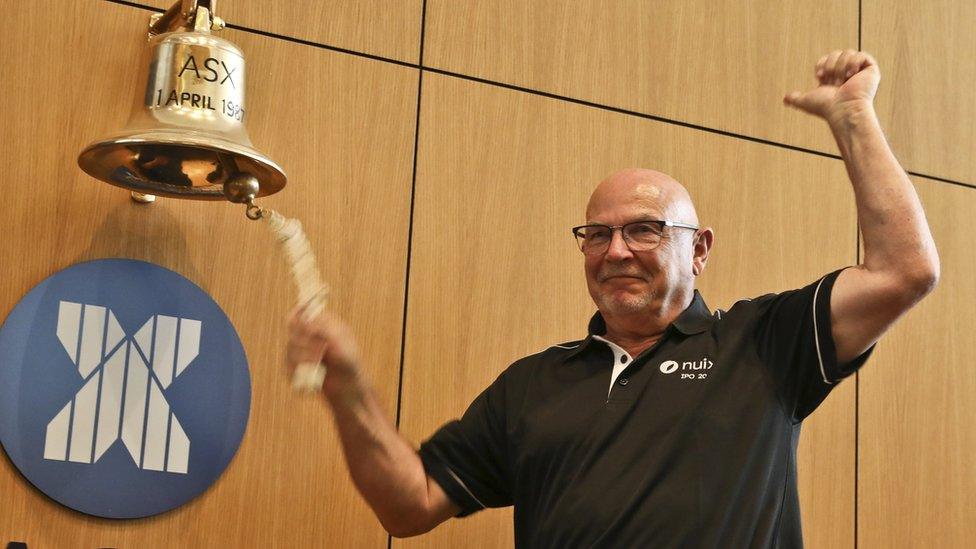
left=623, top=222, right=663, bottom=250
left=576, top=226, right=611, bottom=254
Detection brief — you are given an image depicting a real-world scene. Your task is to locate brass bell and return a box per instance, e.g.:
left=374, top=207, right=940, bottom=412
left=78, top=0, right=285, bottom=203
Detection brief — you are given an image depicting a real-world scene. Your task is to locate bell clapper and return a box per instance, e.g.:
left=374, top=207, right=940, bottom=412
left=221, top=171, right=266, bottom=220
left=223, top=171, right=260, bottom=202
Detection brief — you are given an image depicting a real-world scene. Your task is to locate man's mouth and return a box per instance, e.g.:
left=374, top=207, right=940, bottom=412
left=602, top=274, right=645, bottom=282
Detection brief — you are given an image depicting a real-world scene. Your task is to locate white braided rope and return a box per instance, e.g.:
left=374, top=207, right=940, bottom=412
left=264, top=209, right=330, bottom=393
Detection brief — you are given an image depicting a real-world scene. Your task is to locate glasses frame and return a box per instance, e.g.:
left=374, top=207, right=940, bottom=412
left=571, top=219, right=700, bottom=255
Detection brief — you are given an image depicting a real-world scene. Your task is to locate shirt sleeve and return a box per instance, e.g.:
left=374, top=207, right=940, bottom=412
left=417, top=370, right=513, bottom=517
left=754, top=268, right=875, bottom=423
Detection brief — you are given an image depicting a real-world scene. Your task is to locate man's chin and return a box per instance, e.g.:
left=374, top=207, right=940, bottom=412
left=597, top=294, right=652, bottom=315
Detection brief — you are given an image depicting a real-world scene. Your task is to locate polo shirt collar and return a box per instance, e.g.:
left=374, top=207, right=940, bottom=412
left=568, top=291, right=713, bottom=359
left=671, top=290, right=713, bottom=335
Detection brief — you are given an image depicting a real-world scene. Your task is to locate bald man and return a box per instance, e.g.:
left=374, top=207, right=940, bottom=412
left=286, top=50, right=938, bottom=546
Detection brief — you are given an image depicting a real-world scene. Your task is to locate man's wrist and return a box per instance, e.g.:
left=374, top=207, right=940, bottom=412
left=322, top=368, right=367, bottom=404
left=827, top=100, right=879, bottom=133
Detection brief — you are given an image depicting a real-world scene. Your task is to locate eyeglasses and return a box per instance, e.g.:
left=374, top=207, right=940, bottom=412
left=571, top=220, right=699, bottom=255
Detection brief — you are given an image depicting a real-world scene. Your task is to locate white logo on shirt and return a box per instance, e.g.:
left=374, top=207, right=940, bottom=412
left=659, top=360, right=679, bottom=374
left=660, top=357, right=714, bottom=380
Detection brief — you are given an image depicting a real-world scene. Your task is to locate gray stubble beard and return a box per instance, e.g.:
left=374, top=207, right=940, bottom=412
left=596, top=289, right=655, bottom=316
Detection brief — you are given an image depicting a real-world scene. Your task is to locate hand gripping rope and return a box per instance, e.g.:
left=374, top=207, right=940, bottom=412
left=251, top=205, right=330, bottom=393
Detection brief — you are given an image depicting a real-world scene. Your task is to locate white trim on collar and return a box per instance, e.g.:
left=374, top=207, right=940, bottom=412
left=593, top=335, right=633, bottom=397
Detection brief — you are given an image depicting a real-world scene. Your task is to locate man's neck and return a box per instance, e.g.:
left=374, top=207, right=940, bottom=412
left=601, top=291, right=693, bottom=357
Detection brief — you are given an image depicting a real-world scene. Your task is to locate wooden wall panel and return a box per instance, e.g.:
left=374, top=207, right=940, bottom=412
left=858, top=179, right=976, bottom=548
left=396, top=73, right=858, bottom=548
left=0, top=1, right=417, bottom=547
left=863, top=0, right=976, bottom=185
left=143, top=0, right=423, bottom=63
left=3, top=1, right=968, bottom=547
left=425, top=0, right=856, bottom=158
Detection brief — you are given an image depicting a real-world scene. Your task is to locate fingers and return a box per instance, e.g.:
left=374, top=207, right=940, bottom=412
left=286, top=309, right=357, bottom=365
left=832, top=50, right=855, bottom=85
left=782, top=88, right=822, bottom=115
left=850, top=51, right=878, bottom=78
left=783, top=91, right=801, bottom=107
left=286, top=306, right=329, bottom=368
left=287, top=302, right=310, bottom=332
left=816, top=49, right=876, bottom=86
left=840, top=51, right=862, bottom=80
left=286, top=343, right=328, bottom=371
left=815, top=54, right=827, bottom=79
left=818, top=50, right=842, bottom=84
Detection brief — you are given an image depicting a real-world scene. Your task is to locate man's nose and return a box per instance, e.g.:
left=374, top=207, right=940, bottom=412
left=604, top=229, right=634, bottom=261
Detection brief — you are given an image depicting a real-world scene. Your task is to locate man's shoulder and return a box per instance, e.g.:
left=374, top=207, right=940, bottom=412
left=711, top=293, right=781, bottom=325
left=545, top=339, right=588, bottom=352
left=506, top=338, right=587, bottom=370
left=487, top=338, right=587, bottom=392
left=713, top=272, right=843, bottom=321
left=521, top=338, right=587, bottom=361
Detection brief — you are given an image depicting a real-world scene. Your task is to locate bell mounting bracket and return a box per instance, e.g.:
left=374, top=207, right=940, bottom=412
left=149, top=0, right=225, bottom=36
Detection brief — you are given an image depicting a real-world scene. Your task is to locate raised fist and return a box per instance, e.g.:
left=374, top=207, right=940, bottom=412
left=784, top=49, right=880, bottom=123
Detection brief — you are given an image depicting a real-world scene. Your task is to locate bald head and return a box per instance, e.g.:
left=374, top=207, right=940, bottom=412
left=586, top=168, right=699, bottom=226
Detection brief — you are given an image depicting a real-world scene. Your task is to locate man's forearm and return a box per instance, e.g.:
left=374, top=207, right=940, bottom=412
left=829, top=102, right=940, bottom=289
left=784, top=50, right=939, bottom=361
left=323, top=373, right=435, bottom=535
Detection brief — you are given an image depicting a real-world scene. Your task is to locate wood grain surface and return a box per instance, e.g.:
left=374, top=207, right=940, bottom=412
left=863, top=0, right=976, bottom=184
left=858, top=178, right=976, bottom=548
left=2, top=1, right=972, bottom=548
left=424, top=0, right=857, bottom=160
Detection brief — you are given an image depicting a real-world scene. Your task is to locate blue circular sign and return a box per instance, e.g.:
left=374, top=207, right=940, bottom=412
left=0, top=258, right=251, bottom=518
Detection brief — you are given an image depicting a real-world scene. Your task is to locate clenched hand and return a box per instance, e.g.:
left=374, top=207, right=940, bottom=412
left=286, top=306, right=362, bottom=393
left=784, top=49, right=880, bottom=124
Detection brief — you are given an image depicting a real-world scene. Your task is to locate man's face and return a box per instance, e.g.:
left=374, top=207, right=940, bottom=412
left=583, top=182, right=695, bottom=317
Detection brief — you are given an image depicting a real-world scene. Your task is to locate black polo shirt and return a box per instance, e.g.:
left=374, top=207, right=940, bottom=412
left=418, top=269, right=873, bottom=548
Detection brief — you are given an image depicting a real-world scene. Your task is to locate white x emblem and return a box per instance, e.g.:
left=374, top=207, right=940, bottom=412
left=43, top=301, right=201, bottom=474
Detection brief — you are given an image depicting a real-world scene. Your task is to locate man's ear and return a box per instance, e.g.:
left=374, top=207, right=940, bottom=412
left=691, top=228, right=714, bottom=276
